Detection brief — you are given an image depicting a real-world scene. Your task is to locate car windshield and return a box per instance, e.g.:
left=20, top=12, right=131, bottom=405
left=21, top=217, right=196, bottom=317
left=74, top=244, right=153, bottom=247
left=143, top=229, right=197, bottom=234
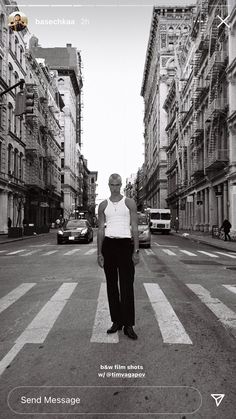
left=66, top=220, right=87, bottom=228
left=138, top=215, right=148, bottom=225
left=161, top=213, right=171, bottom=220
left=150, top=213, right=160, bottom=220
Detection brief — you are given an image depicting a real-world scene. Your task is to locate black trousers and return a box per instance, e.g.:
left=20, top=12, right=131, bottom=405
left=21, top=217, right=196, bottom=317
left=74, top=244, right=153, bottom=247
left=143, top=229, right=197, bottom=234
left=102, top=237, right=135, bottom=326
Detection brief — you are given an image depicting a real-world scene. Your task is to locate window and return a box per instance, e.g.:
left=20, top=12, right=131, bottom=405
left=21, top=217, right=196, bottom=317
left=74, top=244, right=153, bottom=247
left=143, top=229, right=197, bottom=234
left=0, top=141, right=2, bottom=172
left=61, top=174, right=64, bottom=183
left=19, top=152, right=23, bottom=179
left=8, top=63, right=13, bottom=87
left=14, top=148, right=18, bottom=177
left=61, top=142, right=64, bottom=151
left=61, top=158, right=64, bottom=168
left=15, top=37, right=19, bottom=57
left=8, top=144, right=13, bottom=173
left=0, top=14, right=4, bottom=43
left=8, top=103, right=13, bottom=132
left=0, top=55, right=3, bottom=78
left=19, top=46, right=23, bottom=65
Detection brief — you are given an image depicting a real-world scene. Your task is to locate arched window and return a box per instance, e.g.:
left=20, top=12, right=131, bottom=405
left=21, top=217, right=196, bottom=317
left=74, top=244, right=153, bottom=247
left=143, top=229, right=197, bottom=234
left=58, top=78, right=64, bottom=86
left=15, top=36, right=19, bottom=57
left=0, top=13, right=5, bottom=42
left=8, top=143, right=13, bottom=173
left=14, top=148, right=18, bottom=177
left=19, top=45, right=23, bottom=65
left=19, top=152, right=23, bottom=180
left=8, top=102, right=13, bottom=132
left=8, top=62, right=13, bottom=87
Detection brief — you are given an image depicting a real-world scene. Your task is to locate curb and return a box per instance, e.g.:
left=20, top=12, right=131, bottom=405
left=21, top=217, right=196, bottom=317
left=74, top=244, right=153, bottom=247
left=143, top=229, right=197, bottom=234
left=173, top=232, right=236, bottom=253
left=0, top=232, right=53, bottom=245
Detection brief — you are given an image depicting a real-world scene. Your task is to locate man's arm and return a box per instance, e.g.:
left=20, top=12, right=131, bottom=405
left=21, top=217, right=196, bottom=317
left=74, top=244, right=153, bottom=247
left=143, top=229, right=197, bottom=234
left=125, top=198, right=139, bottom=264
left=97, top=200, right=107, bottom=267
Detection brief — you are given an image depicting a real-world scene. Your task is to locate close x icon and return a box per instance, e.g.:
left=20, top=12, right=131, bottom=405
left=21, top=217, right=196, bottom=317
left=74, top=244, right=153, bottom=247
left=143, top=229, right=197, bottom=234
left=217, top=14, right=230, bottom=28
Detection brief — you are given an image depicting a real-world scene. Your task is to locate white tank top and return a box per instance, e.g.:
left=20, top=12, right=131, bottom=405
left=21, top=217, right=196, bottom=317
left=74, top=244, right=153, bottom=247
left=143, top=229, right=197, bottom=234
left=104, top=196, right=131, bottom=238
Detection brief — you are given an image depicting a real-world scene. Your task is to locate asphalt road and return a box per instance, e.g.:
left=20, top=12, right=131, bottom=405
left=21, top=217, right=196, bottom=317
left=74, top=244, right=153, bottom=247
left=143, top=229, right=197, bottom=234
left=0, top=231, right=236, bottom=419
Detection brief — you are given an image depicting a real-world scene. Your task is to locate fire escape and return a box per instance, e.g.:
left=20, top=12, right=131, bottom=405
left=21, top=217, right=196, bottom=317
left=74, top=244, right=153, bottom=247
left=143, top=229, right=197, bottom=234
left=204, top=2, right=228, bottom=171
left=191, top=0, right=209, bottom=180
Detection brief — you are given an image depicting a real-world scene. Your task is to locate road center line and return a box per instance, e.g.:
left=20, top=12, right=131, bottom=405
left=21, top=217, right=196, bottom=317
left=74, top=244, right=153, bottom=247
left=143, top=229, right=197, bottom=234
left=0, top=283, right=77, bottom=376
left=144, top=283, right=192, bottom=345
left=90, top=283, right=119, bottom=343
left=0, top=283, right=36, bottom=314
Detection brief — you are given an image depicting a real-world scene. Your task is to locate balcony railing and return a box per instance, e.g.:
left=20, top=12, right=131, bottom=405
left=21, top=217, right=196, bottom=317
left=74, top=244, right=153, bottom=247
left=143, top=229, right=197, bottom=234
left=205, top=149, right=229, bottom=170
left=205, top=98, right=227, bottom=122
left=207, top=51, right=227, bottom=76
left=191, top=160, right=204, bottom=176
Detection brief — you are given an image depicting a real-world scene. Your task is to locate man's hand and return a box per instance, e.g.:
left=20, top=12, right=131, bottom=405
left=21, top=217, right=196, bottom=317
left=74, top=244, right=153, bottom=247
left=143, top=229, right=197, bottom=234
left=97, top=254, right=104, bottom=268
left=132, top=252, right=140, bottom=265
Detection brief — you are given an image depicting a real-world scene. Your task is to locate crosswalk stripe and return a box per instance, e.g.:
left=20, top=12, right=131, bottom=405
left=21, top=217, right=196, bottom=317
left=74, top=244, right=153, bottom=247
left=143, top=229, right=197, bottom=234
left=153, top=242, right=160, bottom=246
left=186, top=284, right=236, bottom=331
left=0, top=283, right=36, bottom=314
left=197, top=251, right=218, bottom=258
left=63, top=249, right=81, bottom=256
left=20, top=250, right=40, bottom=257
left=90, top=283, right=119, bottom=343
left=0, top=250, right=7, bottom=253
left=161, top=249, right=177, bottom=256
left=6, top=249, right=26, bottom=255
left=144, top=249, right=155, bottom=256
left=0, top=283, right=77, bottom=376
left=223, top=285, right=236, bottom=295
left=41, top=250, right=58, bottom=256
left=84, top=248, right=97, bottom=256
left=215, top=252, right=236, bottom=259
left=144, top=283, right=192, bottom=344
left=180, top=250, right=197, bottom=256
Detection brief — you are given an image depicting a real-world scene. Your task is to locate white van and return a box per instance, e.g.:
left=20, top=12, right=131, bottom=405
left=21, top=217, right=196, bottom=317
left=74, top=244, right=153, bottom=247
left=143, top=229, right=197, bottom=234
left=148, top=209, right=171, bottom=234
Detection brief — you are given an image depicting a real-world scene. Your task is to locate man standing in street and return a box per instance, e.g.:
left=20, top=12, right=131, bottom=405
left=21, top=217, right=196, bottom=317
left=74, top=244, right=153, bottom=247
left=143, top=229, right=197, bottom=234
left=97, top=173, right=139, bottom=340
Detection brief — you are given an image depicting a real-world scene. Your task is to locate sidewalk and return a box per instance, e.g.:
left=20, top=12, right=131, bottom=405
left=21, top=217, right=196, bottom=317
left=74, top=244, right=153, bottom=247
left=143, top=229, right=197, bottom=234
left=0, top=229, right=57, bottom=245
left=173, top=229, right=236, bottom=253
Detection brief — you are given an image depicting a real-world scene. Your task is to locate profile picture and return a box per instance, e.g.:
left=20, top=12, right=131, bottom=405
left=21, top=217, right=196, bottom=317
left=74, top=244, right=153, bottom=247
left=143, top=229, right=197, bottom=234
left=8, top=12, right=28, bottom=32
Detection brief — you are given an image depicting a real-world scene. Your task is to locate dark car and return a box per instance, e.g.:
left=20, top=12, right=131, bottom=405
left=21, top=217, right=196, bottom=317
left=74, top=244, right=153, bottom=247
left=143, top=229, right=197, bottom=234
left=57, top=219, right=93, bottom=244
left=137, top=213, right=151, bottom=248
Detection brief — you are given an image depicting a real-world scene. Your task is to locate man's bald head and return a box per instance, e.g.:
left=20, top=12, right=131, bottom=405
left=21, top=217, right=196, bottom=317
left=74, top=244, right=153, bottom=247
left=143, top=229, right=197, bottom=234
left=108, top=173, right=122, bottom=185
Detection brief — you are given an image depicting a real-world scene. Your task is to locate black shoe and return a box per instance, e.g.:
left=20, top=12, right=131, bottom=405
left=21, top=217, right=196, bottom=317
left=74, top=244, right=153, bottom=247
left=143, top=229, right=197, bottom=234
left=123, top=326, right=138, bottom=340
left=107, top=323, right=123, bottom=334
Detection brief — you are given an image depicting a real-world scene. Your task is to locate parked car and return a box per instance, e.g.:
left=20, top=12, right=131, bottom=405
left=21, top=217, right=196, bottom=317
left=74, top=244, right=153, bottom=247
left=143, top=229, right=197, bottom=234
left=137, top=213, right=151, bottom=248
left=57, top=219, right=93, bottom=244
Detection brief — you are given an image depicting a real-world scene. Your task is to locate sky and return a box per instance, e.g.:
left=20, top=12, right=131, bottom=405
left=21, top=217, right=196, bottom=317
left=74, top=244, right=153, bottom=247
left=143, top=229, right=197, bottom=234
left=6, top=0, right=195, bottom=202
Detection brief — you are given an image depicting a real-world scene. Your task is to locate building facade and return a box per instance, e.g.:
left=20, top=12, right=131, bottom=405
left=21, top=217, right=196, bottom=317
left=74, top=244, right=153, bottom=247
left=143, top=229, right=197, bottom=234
left=24, top=48, right=63, bottom=229
left=30, top=41, right=84, bottom=220
left=141, top=6, right=195, bottom=210
left=0, top=0, right=27, bottom=233
left=164, top=0, right=236, bottom=232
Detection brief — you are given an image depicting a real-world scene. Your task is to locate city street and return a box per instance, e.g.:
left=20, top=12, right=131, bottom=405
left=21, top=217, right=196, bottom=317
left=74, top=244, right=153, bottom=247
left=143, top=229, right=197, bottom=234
left=0, top=231, right=236, bottom=418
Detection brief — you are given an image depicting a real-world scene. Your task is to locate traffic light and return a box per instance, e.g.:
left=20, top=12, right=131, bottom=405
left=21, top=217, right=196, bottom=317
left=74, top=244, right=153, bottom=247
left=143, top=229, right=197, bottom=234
left=15, top=87, right=35, bottom=116
left=15, top=91, right=25, bottom=116
left=24, top=88, right=34, bottom=114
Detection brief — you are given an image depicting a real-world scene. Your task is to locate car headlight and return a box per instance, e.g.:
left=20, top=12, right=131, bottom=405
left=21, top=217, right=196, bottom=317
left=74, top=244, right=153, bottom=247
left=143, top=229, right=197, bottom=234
left=80, top=228, right=88, bottom=235
left=58, top=230, right=63, bottom=235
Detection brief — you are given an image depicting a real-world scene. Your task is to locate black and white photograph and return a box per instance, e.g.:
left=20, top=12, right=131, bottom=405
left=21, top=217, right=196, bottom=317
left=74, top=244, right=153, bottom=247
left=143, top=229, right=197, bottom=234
left=0, top=0, right=236, bottom=417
